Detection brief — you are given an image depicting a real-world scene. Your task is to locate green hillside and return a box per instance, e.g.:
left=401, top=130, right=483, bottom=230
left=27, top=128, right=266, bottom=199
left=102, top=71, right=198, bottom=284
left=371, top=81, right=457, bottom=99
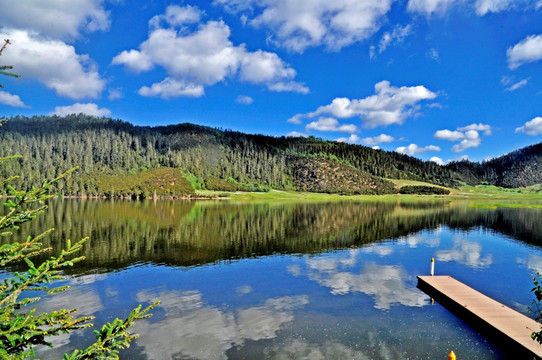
left=1, top=115, right=540, bottom=197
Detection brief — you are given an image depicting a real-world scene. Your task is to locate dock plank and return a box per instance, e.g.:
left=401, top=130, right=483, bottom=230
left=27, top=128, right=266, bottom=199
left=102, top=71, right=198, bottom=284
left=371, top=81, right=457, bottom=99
left=417, top=275, right=542, bottom=359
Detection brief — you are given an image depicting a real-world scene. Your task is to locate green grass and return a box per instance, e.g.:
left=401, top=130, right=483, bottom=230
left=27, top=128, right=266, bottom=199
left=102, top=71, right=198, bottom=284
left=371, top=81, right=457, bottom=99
left=196, top=189, right=450, bottom=202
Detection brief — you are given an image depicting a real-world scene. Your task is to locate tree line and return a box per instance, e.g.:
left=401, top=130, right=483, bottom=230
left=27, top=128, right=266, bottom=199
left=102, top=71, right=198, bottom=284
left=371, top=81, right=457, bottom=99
left=1, top=115, right=540, bottom=196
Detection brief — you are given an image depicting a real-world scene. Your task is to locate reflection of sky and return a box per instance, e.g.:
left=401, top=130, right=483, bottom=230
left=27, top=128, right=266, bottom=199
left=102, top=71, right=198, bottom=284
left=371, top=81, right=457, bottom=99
left=435, top=236, right=492, bottom=268
left=397, top=234, right=440, bottom=248
left=134, top=290, right=309, bottom=359
left=517, top=255, right=542, bottom=274
left=306, top=253, right=427, bottom=310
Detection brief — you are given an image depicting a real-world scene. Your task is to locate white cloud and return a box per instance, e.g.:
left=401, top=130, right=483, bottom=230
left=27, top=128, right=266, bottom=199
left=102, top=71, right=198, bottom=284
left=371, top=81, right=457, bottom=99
left=286, top=131, right=308, bottom=137
left=395, top=143, right=440, bottom=155
left=51, top=102, right=111, bottom=117
left=0, top=0, right=110, bottom=39
left=236, top=95, right=254, bottom=104
left=451, top=130, right=481, bottom=152
left=108, top=88, right=123, bottom=100
left=505, top=78, right=529, bottom=91
left=430, top=156, right=445, bottom=165
left=362, top=133, right=395, bottom=145
left=1, top=29, right=106, bottom=99
left=426, top=48, right=440, bottom=61
left=377, top=24, right=412, bottom=54
left=475, top=0, right=516, bottom=15
left=407, top=0, right=457, bottom=16
left=335, top=134, right=361, bottom=144
left=434, top=123, right=491, bottom=152
left=0, top=90, right=28, bottom=107
left=267, top=81, right=309, bottom=94
left=515, top=117, right=542, bottom=135
left=112, top=6, right=307, bottom=98
left=149, top=4, right=202, bottom=28
left=138, top=78, right=205, bottom=99
left=305, top=117, right=358, bottom=133
left=434, top=129, right=466, bottom=141
left=291, top=81, right=436, bottom=129
left=216, top=0, right=393, bottom=53
left=457, top=123, right=492, bottom=135
left=507, top=34, right=542, bottom=69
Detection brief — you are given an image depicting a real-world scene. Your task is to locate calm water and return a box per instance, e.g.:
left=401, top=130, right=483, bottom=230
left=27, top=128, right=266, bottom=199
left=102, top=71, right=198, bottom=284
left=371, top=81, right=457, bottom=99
left=4, top=199, right=542, bottom=359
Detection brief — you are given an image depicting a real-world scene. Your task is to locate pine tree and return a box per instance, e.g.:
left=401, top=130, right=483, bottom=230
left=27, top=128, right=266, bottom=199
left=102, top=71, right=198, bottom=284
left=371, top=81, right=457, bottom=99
left=0, top=39, right=158, bottom=359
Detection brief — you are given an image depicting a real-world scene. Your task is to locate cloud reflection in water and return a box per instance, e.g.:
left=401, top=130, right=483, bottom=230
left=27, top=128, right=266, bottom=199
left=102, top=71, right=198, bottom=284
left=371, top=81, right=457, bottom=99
left=133, top=290, right=308, bottom=359
left=435, top=237, right=492, bottom=268
left=306, top=254, right=427, bottom=310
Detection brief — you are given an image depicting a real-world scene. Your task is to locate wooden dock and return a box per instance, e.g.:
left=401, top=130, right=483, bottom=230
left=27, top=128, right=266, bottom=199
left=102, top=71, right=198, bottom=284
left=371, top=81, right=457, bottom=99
left=417, top=275, right=542, bottom=359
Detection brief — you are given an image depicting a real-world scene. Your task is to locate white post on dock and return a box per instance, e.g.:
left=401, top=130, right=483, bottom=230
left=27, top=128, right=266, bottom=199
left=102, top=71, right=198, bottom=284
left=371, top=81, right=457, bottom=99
left=430, top=257, right=435, bottom=276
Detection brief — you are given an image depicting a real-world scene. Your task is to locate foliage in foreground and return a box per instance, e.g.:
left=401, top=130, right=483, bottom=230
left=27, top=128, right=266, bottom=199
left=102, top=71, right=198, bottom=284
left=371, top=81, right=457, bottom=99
left=530, top=272, right=542, bottom=344
left=0, top=144, right=158, bottom=359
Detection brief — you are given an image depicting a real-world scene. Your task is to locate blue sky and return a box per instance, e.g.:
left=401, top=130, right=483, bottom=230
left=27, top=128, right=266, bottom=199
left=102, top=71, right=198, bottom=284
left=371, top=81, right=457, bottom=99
left=1, top=0, right=542, bottom=163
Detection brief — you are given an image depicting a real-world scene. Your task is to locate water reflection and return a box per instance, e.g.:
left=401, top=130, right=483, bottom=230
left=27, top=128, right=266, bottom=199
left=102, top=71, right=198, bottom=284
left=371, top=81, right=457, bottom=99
left=435, top=236, right=493, bottom=268
left=307, top=255, right=427, bottom=309
left=133, top=290, right=309, bottom=359
left=3, top=199, right=542, bottom=273
left=4, top=199, right=542, bottom=359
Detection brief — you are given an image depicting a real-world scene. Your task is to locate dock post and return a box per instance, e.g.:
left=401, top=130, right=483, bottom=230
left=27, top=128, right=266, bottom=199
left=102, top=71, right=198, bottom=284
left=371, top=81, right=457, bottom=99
left=430, top=257, right=435, bottom=276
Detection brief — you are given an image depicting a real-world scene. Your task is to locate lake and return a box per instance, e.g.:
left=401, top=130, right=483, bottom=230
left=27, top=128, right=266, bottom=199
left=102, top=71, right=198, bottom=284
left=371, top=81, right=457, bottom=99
left=4, top=199, right=542, bottom=359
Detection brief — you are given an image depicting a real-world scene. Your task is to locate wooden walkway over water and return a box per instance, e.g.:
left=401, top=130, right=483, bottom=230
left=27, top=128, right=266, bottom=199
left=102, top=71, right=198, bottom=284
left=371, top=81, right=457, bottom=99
left=417, top=275, right=542, bottom=359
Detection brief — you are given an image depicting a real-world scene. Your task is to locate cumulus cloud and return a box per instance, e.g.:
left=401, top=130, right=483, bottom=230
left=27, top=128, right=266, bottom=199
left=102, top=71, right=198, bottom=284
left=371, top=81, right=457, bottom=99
left=0, top=0, right=110, bottom=40
left=305, top=117, right=358, bottom=133
left=507, top=34, right=542, bottom=69
left=434, top=123, right=491, bottom=152
left=1, top=29, right=105, bottom=99
left=138, top=78, right=204, bottom=98
left=112, top=5, right=307, bottom=98
left=457, top=123, right=492, bottom=135
left=407, top=0, right=457, bottom=16
left=362, top=133, right=395, bottom=145
left=515, top=117, right=542, bottom=135
left=430, top=156, right=445, bottom=165
left=395, top=143, right=440, bottom=155
left=286, top=131, right=308, bottom=137
left=0, top=91, right=28, bottom=107
left=236, top=95, right=254, bottom=104
left=335, top=134, right=361, bottom=144
left=51, top=102, right=111, bottom=116
left=215, top=0, right=393, bottom=53
left=149, top=4, right=202, bottom=28
left=290, top=81, right=437, bottom=129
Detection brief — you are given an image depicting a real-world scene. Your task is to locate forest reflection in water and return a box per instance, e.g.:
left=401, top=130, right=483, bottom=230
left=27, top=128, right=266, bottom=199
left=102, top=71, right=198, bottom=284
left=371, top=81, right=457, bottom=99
left=3, top=199, right=542, bottom=359
left=4, top=198, right=542, bottom=273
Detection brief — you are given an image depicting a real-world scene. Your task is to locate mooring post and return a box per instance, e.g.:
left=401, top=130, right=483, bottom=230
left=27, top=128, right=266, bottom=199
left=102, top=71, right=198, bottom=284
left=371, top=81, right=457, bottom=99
left=430, top=257, right=435, bottom=276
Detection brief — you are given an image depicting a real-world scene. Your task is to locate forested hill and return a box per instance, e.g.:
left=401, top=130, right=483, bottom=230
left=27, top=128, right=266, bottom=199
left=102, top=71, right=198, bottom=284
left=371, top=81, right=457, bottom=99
left=445, top=142, right=542, bottom=188
left=0, top=115, right=539, bottom=196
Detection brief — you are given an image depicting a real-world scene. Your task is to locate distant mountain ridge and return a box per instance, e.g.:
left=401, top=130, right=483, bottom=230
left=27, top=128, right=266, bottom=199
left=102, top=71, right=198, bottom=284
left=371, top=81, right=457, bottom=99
left=0, top=115, right=540, bottom=196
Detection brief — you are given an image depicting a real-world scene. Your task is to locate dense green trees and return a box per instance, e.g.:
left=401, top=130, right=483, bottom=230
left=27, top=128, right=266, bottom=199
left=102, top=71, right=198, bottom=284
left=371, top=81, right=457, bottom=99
left=0, top=115, right=463, bottom=196
left=1, top=115, right=540, bottom=197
